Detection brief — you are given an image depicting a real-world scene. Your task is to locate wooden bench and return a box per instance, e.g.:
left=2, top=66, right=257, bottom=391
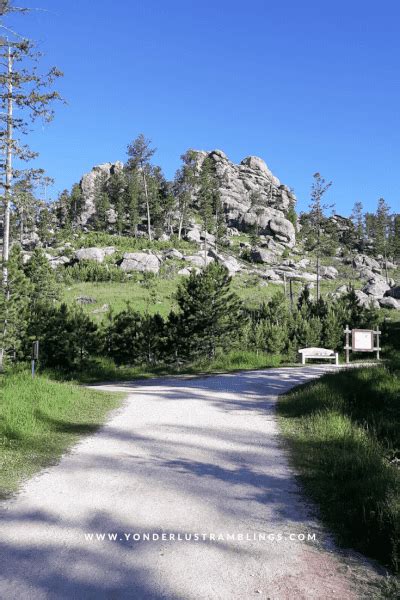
left=298, top=347, right=339, bottom=366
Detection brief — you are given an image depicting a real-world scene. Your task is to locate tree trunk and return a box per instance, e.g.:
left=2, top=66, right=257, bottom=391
left=0, top=47, right=13, bottom=371
left=142, top=170, right=151, bottom=241
left=2, top=46, right=13, bottom=288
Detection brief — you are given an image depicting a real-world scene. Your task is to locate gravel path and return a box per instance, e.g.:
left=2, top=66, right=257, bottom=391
left=0, top=367, right=383, bottom=599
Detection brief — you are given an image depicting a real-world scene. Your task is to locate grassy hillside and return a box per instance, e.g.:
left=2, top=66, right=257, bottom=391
left=0, top=372, right=122, bottom=498
left=60, top=272, right=356, bottom=321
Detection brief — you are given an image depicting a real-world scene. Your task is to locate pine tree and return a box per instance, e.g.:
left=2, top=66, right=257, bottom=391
left=350, top=201, right=364, bottom=244
left=125, top=170, right=140, bottom=236
left=93, top=172, right=110, bottom=230
left=24, top=248, right=59, bottom=307
left=0, top=13, right=62, bottom=367
left=0, top=245, right=32, bottom=363
left=126, top=134, right=156, bottom=240
left=108, top=170, right=126, bottom=234
left=308, top=172, right=333, bottom=300
left=174, top=150, right=197, bottom=239
left=374, top=198, right=391, bottom=281
left=391, top=214, right=400, bottom=260
left=174, top=263, right=244, bottom=361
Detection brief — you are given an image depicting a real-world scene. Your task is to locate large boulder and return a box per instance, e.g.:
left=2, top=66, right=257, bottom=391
left=119, top=252, right=160, bottom=273
left=75, top=247, right=106, bottom=263
left=185, top=228, right=201, bottom=243
left=379, top=297, right=400, bottom=310
left=268, top=217, right=296, bottom=247
left=362, top=279, right=390, bottom=297
left=250, top=247, right=279, bottom=265
left=183, top=254, right=214, bottom=268
left=355, top=290, right=380, bottom=308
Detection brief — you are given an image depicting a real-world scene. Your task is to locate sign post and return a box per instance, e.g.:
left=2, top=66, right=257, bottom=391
left=344, top=324, right=351, bottom=364
left=31, top=340, right=39, bottom=379
left=344, top=327, right=381, bottom=364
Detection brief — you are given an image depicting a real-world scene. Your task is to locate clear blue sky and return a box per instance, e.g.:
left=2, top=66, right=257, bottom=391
left=7, top=0, right=400, bottom=215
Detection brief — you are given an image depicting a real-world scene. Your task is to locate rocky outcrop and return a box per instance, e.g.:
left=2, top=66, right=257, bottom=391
left=192, top=150, right=296, bottom=246
left=79, top=162, right=124, bottom=226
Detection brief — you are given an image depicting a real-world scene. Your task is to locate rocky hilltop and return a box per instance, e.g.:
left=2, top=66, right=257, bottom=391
left=191, top=150, right=296, bottom=245
left=77, top=150, right=296, bottom=247
left=79, top=161, right=124, bottom=227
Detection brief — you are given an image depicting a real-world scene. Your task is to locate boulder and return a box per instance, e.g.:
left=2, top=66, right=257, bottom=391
left=250, top=247, right=279, bottom=264
left=21, top=232, right=41, bottom=250
left=355, top=290, right=380, bottom=308
left=75, top=247, right=106, bottom=263
left=103, top=246, right=116, bottom=256
left=379, top=297, right=400, bottom=310
left=49, top=256, right=70, bottom=269
left=353, top=254, right=381, bottom=273
left=362, top=279, right=390, bottom=297
left=119, top=252, right=160, bottom=273
left=185, top=228, right=201, bottom=243
left=227, top=227, right=240, bottom=236
left=164, top=248, right=184, bottom=260
left=183, top=254, right=214, bottom=268
left=274, top=269, right=317, bottom=282
left=319, top=266, right=338, bottom=280
left=268, top=217, right=296, bottom=247
left=384, top=285, right=400, bottom=300
left=208, top=249, right=241, bottom=275
left=297, top=258, right=311, bottom=269
left=331, top=284, right=349, bottom=299
left=76, top=296, right=97, bottom=305
left=263, top=269, right=282, bottom=281
left=106, top=208, right=117, bottom=224
left=177, top=268, right=192, bottom=276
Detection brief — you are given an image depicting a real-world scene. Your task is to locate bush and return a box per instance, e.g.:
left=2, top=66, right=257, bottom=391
left=75, top=232, right=196, bottom=252
left=60, top=260, right=127, bottom=283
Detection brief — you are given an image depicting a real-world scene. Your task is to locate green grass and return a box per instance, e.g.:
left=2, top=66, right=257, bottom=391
left=61, top=273, right=282, bottom=319
left=278, top=359, right=400, bottom=573
left=0, top=371, right=123, bottom=498
left=47, top=351, right=284, bottom=384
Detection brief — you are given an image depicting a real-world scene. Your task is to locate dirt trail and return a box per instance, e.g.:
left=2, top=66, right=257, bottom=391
left=0, top=367, right=383, bottom=599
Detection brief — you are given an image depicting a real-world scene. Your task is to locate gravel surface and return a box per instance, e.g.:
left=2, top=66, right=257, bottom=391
left=0, top=367, right=384, bottom=599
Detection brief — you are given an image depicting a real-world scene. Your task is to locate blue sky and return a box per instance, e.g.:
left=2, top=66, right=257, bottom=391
left=7, top=0, right=400, bottom=214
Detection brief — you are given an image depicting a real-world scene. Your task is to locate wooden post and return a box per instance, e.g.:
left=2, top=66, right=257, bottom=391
left=344, top=324, right=351, bottom=365
left=283, top=273, right=287, bottom=299
left=375, top=326, right=381, bottom=360
left=289, top=278, right=294, bottom=310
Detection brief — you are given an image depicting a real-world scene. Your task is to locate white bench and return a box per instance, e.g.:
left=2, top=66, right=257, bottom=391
left=298, top=347, right=339, bottom=366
